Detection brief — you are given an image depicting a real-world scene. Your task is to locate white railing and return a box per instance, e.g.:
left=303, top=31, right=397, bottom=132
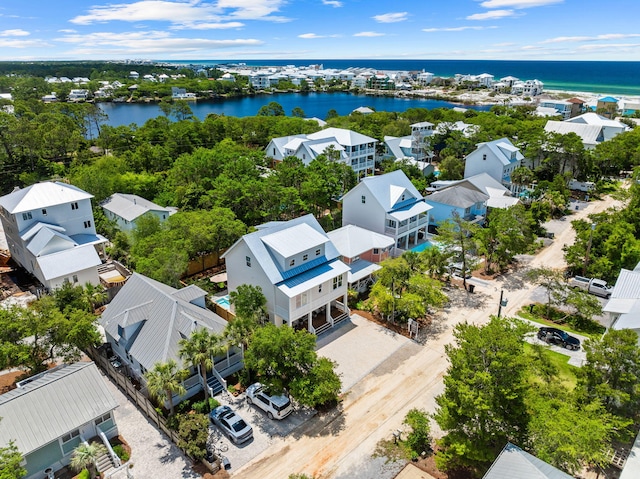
left=385, top=226, right=396, bottom=236
left=97, top=428, right=121, bottom=469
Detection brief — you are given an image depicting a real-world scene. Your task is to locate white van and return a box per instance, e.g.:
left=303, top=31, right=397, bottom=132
left=246, top=382, right=293, bottom=420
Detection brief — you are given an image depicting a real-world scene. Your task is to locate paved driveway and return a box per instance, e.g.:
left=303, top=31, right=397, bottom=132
left=521, top=318, right=588, bottom=366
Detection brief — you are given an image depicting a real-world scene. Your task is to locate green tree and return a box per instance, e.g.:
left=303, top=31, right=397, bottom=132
left=510, top=166, right=535, bottom=191
left=244, top=324, right=341, bottom=407
left=437, top=212, right=480, bottom=290
left=433, top=317, right=532, bottom=472
left=229, top=284, right=268, bottom=324
left=578, top=329, right=640, bottom=421
left=291, top=106, right=306, bottom=118
left=437, top=156, right=464, bottom=180
left=178, top=328, right=226, bottom=400
left=144, top=360, right=188, bottom=415
left=525, top=266, right=566, bottom=319
left=0, top=441, right=26, bottom=479
left=257, top=101, right=285, bottom=116
left=403, top=409, right=432, bottom=459
left=70, top=441, right=108, bottom=478
left=176, top=413, right=209, bottom=460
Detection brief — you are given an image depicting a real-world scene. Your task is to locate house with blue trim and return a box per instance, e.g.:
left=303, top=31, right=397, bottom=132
left=223, top=215, right=350, bottom=335
left=464, top=138, right=524, bottom=193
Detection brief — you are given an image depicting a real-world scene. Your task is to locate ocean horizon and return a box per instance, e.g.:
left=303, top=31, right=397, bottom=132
left=160, top=59, right=640, bottom=97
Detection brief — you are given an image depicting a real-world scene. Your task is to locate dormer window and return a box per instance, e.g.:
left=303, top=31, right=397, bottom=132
left=315, top=248, right=321, bottom=256
left=41, top=209, right=47, bottom=216
left=401, top=194, right=406, bottom=201
left=290, top=259, right=295, bottom=267
left=303, top=254, right=308, bottom=261
left=22, top=212, right=32, bottom=221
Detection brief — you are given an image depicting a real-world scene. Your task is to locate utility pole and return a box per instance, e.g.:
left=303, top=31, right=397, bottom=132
left=497, top=289, right=508, bottom=317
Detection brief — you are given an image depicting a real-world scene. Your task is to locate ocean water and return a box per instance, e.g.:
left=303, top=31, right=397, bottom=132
left=163, top=59, right=640, bottom=96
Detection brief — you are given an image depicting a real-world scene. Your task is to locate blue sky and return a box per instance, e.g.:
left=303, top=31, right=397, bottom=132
left=0, top=0, right=639, bottom=61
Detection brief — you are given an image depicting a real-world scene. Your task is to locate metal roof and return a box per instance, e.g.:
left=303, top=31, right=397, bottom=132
left=343, top=170, right=425, bottom=213
left=483, top=443, right=573, bottom=479
left=262, top=223, right=329, bottom=258
left=277, top=259, right=350, bottom=297
left=347, top=260, right=381, bottom=283
left=0, top=181, right=93, bottom=214
left=0, top=362, right=118, bottom=455
left=307, top=127, right=377, bottom=146
left=388, top=201, right=433, bottom=221
left=37, top=243, right=102, bottom=280
left=610, top=269, right=640, bottom=299
left=426, top=185, right=488, bottom=209
left=544, top=121, right=603, bottom=145
left=100, top=273, right=227, bottom=371
left=26, top=227, right=76, bottom=256
left=473, top=138, right=524, bottom=166
left=327, top=225, right=394, bottom=258
left=101, top=193, right=170, bottom=222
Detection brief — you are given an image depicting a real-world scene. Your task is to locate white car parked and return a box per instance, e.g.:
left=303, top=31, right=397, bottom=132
left=246, top=382, right=293, bottom=420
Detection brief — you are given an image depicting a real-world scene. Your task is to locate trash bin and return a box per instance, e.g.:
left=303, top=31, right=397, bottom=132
left=468, top=284, right=475, bottom=293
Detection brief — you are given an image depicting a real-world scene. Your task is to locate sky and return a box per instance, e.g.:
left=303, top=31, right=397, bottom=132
left=0, top=0, right=639, bottom=61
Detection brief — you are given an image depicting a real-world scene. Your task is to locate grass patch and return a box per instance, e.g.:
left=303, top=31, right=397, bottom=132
left=518, top=304, right=605, bottom=339
left=523, top=342, right=579, bottom=390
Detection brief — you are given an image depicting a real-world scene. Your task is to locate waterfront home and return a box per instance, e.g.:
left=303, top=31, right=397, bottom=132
left=101, top=193, right=173, bottom=232
left=68, top=89, right=89, bottom=102
left=0, top=181, right=107, bottom=291
left=171, top=86, right=196, bottom=100
left=327, top=225, right=394, bottom=293
left=223, top=214, right=350, bottom=335
left=596, top=96, right=619, bottom=118
left=266, top=127, right=378, bottom=178
left=0, top=362, right=120, bottom=479
left=537, top=99, right=573, bottom=120
left=100, top=272, right=237, bottom=397
left=463, top=138, right=524, bottom=193
left=342, top=170, right=432, bottom=252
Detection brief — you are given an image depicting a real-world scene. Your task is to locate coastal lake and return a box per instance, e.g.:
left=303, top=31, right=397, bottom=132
left=98, top=92, right=493, bottom=128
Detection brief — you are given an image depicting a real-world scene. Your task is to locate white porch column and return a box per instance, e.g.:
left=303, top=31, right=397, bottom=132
left=307, top=311, right=312, bottom=332
left=326, top=304, right=332, bottom=325
left=343, top=292, right=349, bottom=314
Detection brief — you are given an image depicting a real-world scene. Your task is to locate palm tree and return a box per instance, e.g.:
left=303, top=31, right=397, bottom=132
left=70, top=441, right=108, bottom=478
left=224, top=315, right=258, bottom=354
left=178, top=328, right=226, bottom=400
left=144, top=359, right=188, bottom=415
left=83, top=282, right=108, bottom=312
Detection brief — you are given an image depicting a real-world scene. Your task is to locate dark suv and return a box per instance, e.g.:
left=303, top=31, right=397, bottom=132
left=537, top=327, right=581, bottom=351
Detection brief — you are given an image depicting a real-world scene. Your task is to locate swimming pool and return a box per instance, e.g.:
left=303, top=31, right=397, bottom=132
left=215, top=295, right=230, bottom=309
left=411, top=241, right=433, bottom=253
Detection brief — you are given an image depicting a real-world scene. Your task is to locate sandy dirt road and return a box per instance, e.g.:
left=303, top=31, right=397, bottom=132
left=232, top=196, right=622, bottom=479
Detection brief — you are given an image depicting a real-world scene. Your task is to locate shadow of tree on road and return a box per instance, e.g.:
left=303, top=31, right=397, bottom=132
left=291, top=403, right=346, bottom=439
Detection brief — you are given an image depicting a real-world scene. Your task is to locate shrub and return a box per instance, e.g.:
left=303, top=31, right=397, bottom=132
left=403, top=408, right=432, bottom=458
left=77, top=469, right=90, bottom=479
left=112, top=444, right=130, bottom=462
left=177, top=413, right=208, bottom=460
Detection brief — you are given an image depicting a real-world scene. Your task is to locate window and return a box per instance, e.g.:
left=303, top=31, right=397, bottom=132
left=295, top=292, right=308, bottom=308
left=315, top=248, right=321, bottom=256
left=302, top=254, right=308, bottom=261
left=273, top=148, right=276, bottom=155
left=373, top=248, right=379, bottom=255
left=42, top=208, right=47, bottom=216
left=61, top=430, right=80, bottom=443
left=246, top=256, right=251, bottom=267
left=289, top=259, right=295, bottom=267
left=22, top=212, right=32, bottom=221
left=84, top=220, right=91, bottom=228
left=318, top=284, right=322, bottom=293
left=387, top=219, right=396, bottom=228
left=401, top=194, right=406, bottom=201
left=482, top=154, right=487, bottom=161
left=333, top=275, right=343, bottom=290
left=361, top=195, right=366, bottom=204
left=71, top=202, right=79, bottom=210
left=95, top=413, right=111, bottom=426
left=73, top=275, right=78, bottom=283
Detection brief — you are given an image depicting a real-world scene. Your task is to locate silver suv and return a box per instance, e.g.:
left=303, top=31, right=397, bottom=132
left=246, top=382, right=293, bottom=420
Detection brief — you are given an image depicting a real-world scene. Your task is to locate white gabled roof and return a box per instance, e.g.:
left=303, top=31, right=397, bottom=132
left=308, top=127, right=377, bottom=146
left=475, top=138, right=524, bottom=166
left=37, top=244, right=101, bottom=280
left=0, top=362, right=118, bottom=456
left=566, top=112, right=627, bottom=128
left=0, top=181, right=93, bottom=214
left=101, top=193, right=170, bottom=222
left=544, top=121, right=603, bottom=145
left=327, top=225, right=394, bottom=258
left=346, top=170, right=425, bottom=212
left=483, top=443, right=573, bottom=479
left=262, top=223, right=329, bottom=258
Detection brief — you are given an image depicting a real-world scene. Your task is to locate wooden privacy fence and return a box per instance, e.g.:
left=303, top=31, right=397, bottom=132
left=87, top=347, right=220, bottom=474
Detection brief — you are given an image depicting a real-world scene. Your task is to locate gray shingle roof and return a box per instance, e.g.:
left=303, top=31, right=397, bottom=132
left=483, top=443, right=573, bottom=479
left=426, top=185, right=488, bottom=209
left=0, top=362, right=118, bottom=455
left=100, top=273, right=227, bottom=371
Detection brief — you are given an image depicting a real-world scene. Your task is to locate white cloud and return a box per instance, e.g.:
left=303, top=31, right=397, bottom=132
left=58, top=29, right=77, bottom=33
left=0, top=39, right=50, bottom=48
left=422, top=26, right=497, bottom=32
left=577, top=43, right=640, bottom=51
left=298, top=33, right=340, bottom=39
left=0, top=29, right=30, bottom=37
left=171, top=21, right=245, bottom=30
left=541, top=33, right=640, bottom=44
left=322, top=0, right=343, bottom=7
left=480, top=0, right=562, bottom=8
left=353, top=31, right=385, bottom=37
left=70, top=0, right=289, bottom=26
left=467, top=9, right=516, bottom=20
left=373, top=12, right=408, bottom=23
left=56, top=30, right=262, bottom=54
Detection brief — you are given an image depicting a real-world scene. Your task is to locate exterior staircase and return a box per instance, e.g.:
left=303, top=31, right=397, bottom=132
left=96, top=450, right=116, bottom=475
left=207, top=374, right=225, bottom=396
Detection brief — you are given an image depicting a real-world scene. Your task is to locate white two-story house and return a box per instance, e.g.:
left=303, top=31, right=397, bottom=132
left=223, top=215, right=350, bottom=335
left=464, top=138, right=524, bottom=193
left=265, top=127, right=378, bottom=179
left=101, top=193, right=174, bottom=232
left=0, top=181, right=107, bottom=290
left=342, top=170, right=432, bottom=252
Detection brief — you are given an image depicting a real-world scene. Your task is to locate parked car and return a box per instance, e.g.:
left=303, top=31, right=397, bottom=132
left=537, top=327, right=581, bottom=351
left=568, top=275, right=612, bottom=298
left=209, top=405, right=253, bottom=444
left=246, top=382, right=293, bottom=420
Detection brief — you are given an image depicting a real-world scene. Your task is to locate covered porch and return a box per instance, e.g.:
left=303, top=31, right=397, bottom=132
left=291, top=296, right=350, bottom=336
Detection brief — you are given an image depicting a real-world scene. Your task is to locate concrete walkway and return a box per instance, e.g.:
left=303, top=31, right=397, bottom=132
left=100, top=370, right=200, bottom=479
